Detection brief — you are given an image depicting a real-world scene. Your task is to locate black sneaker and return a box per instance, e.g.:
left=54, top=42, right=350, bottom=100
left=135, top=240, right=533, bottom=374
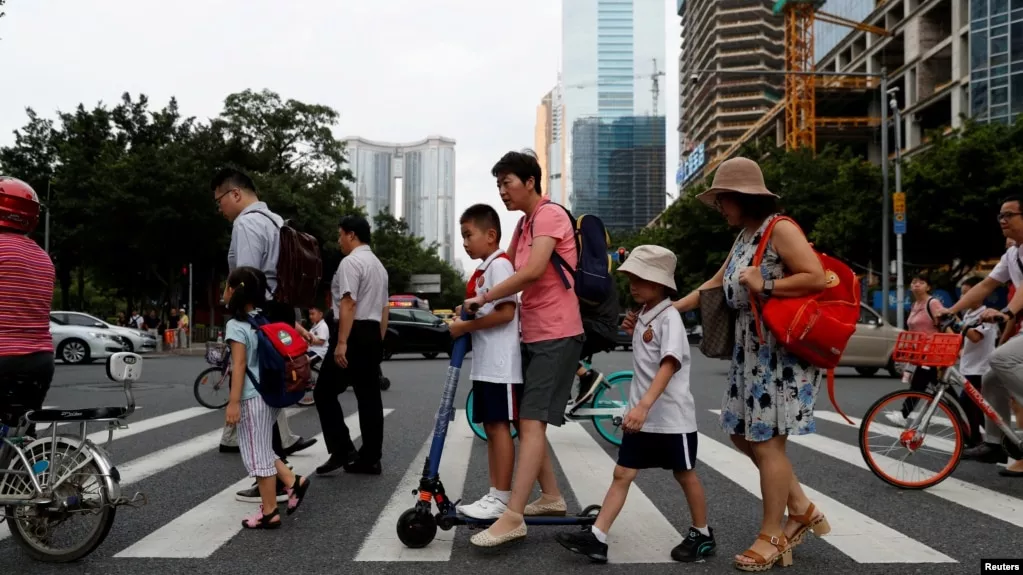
left=574, top=370, right=604, bottom=405
left=963, top=442, right=1008, bottom=464
left=556, top=528, right=608, bottom=563
left=235, top=478, right=288, bottom=503
left=671, top=526, right=716, bottom=562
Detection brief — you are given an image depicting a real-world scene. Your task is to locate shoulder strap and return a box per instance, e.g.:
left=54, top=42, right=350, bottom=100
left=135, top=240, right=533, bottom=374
left=925, top=296, right=937, bottom=321
left=248, top=210, right=282, bottom=229
left=752, top=215, right=802, bottom=268
left=520, top=202, right=575, bottom=289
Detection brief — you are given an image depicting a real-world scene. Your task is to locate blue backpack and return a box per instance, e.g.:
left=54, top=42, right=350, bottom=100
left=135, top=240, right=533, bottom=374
left=244, top=313, right=311, bottom=409
left=518, top=202, right=620, bottom=337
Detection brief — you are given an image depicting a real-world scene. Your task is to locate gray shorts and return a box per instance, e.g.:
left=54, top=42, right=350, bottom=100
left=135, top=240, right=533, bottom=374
left=520, top=334, right=585, bottom=426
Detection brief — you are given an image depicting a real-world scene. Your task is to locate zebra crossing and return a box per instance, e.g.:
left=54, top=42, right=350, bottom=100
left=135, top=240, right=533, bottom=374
left=3, top=402, right=1022, bottom=573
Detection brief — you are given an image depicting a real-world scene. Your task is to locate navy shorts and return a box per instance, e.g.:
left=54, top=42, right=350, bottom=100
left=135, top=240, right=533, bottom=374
left=471, top=381, right=523, bottom=424
left=616, top=431, right=699, bottom=472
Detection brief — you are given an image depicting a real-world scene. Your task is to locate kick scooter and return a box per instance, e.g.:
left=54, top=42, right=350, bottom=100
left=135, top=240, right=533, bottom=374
left=395, top=311, right=602, bottom=548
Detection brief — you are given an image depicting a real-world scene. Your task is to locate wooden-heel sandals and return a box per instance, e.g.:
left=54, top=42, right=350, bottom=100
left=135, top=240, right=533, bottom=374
left=734, top=533, right=793, bottom=572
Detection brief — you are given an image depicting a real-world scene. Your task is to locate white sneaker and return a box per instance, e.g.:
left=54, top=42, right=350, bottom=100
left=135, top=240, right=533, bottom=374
left=884, top=411, right=907, bottom=427
left=456, top=494, right=507, bottom=520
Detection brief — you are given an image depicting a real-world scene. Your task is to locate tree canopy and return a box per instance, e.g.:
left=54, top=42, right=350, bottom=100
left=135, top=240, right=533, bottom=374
left=0, top=89, right=465, bottom=325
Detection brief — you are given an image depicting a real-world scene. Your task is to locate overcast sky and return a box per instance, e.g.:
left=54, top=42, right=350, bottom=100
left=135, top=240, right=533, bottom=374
left=0, top=0, right=680, bottom=277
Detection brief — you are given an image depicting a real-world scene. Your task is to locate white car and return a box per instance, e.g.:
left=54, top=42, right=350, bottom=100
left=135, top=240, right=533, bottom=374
left=50, top=311, right=158, bottom=353
left=49, top=320, right=128, bottom=365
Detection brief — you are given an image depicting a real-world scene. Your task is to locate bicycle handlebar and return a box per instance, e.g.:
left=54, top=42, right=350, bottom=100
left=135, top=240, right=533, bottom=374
left=936, top=312, right=1006, bottom=334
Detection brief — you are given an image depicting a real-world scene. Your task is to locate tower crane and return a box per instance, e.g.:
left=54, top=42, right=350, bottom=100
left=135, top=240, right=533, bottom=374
left=563, top=58, right=665, bottom=115
left=773, top=0, right=890, bottom=151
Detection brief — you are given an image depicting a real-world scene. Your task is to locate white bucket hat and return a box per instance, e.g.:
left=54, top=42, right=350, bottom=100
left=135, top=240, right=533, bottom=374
left=617, top=245, right=677, bottom=293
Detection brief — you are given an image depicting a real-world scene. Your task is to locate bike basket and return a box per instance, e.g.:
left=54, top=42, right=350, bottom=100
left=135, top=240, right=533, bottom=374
left=205, top=342, right=227, bottom=366
left=892, top=331, right=962, bottom=367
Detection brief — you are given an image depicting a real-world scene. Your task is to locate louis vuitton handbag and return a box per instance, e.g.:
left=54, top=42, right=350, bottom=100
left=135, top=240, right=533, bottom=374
left=698, top=286, right=736, bottom=360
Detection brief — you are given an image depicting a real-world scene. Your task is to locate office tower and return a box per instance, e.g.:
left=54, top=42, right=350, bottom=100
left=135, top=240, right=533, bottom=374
left=562, top=0, right=667, bottom=230
left=535, top=85, right=568, bottom=204
left=342, top=136, right=457, bottom=265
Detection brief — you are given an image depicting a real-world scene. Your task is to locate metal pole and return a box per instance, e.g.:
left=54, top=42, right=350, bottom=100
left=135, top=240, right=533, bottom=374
left=880, top=70, right=890, bottom=324
left=44, top=180, right=51, bottom=254
left=891, top=95, right=906, bottom=329
left=188, top=263, right=193, bottom=347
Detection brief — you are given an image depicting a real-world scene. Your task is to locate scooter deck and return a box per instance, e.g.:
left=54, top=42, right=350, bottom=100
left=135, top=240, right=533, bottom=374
left=447, top=511, right=599, bottom=527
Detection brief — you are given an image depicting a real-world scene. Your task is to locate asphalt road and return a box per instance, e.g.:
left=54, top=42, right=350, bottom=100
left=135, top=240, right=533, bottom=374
left=2, top=350, right=1021, bottom=574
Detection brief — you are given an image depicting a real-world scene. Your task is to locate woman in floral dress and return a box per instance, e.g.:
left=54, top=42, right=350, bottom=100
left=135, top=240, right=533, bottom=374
left=652, top=158, right=830, bottom=571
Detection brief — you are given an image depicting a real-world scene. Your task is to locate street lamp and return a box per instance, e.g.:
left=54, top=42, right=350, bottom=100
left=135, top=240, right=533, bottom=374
left=682, top=67, right=893, bottom=322
left=888, top=87, right=906, bottom=329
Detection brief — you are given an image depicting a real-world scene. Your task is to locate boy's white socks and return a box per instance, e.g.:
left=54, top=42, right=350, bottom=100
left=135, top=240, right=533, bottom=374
left=489, top=487, right=511, bottom=505
left=694, top=525, right=710, bottom=537
left=591, top=525, right=608, bottom=543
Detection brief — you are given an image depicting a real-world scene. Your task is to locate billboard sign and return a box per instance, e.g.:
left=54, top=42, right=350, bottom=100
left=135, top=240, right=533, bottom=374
left=676, top=142, right=706, bottom=186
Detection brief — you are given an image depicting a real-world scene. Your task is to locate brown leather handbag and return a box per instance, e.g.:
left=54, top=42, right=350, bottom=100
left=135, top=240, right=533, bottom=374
left=698, top=286, right=736, bottom=360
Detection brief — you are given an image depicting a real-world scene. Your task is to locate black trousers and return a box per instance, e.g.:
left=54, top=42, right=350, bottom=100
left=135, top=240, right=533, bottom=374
left=0, top=351, right=55, bottom=438
left=314, top=317, right=384, bottom=462
left=262, top=300, right=300, bottom=457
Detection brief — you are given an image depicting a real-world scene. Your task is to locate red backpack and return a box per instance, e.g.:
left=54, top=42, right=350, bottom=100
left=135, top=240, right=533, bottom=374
left=750, top=216, right=860, bottom=424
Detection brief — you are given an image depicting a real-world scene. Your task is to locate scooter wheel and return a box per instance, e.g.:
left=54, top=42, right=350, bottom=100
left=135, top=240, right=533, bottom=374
left=379, top=376, right=391, bottom=391
left=396, top=508, right=437, bottom=548
left=579, top=504, right=601, bottom=517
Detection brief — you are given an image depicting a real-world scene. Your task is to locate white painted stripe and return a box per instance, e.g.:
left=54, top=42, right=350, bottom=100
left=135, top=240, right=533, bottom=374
left=114, top=408, right=393, bottom=558
left=702, top=413, right=955, bottom=563
left=546, top=420, right=680, bottom=563
left=814, top=411, right=958, bottom=454
left=746, top=411, right=1023, bottom=530
left=355, top=409, right=475, bottom=561
left=0, top=407, right=304, bottom=543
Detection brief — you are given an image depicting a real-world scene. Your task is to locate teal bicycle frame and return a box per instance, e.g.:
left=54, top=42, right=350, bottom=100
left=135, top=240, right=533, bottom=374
left=466, top=359, right=633, bottom=447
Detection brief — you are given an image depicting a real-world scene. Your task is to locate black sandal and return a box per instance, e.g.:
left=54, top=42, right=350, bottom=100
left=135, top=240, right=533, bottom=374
left=286, top=475, right=310, bottom=516
left=242, top=506, right=281, bottom=529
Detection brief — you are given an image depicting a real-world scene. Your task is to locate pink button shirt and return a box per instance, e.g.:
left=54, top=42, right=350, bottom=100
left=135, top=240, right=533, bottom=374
left=509, top=200, right=584, bottom=344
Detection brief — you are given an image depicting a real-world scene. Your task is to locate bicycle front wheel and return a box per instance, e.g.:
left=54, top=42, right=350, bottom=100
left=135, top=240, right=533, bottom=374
left=859, top=389, right=965, bottom=490
left=590, top=372, right=631, bottom=447
left=465, top=389, right=519, bottom=442
left=194, top=366, right=231, bottom=409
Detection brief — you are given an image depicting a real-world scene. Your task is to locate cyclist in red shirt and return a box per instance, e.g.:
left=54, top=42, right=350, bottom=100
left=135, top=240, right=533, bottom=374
left=0, top=177, right=56, bottom=433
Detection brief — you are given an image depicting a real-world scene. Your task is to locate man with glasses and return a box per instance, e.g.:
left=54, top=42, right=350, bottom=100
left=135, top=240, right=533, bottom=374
left=211, top=167, right=318, bottom=500
left=937, top=196, right=1023, bottom=475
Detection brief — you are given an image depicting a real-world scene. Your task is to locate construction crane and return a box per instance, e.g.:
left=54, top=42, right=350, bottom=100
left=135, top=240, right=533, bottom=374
left=563, top=58, right=665, bottom=115
left=773, top=0, right=890, bottom=151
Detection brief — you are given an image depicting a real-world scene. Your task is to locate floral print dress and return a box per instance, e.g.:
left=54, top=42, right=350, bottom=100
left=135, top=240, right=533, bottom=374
left=719, top=215, right=823, bottom=443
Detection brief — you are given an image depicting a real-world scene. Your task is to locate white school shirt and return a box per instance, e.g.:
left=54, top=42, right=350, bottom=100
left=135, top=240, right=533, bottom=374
left=308, top=319, right=329, bottom=359
left=629, top=298, right=697, bottom=434
left=469, top=250, right=522, bottom=384
left=960, top=306, right=997, bottom=376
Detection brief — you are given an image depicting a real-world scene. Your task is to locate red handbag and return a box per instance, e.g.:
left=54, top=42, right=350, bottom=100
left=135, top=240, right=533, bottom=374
left=750, top=216, right=861, bottom=424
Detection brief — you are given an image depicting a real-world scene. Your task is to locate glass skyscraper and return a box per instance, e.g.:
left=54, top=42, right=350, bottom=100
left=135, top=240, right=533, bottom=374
left=562, top=0, right=666, bottom=230
left=343, top=136, right=457, bottom=265
left=969, top=0, right=1023, bottom=124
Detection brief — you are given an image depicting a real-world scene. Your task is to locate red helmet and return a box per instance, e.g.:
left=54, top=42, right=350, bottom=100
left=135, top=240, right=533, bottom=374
left=0, top=176, right=41, bottom=233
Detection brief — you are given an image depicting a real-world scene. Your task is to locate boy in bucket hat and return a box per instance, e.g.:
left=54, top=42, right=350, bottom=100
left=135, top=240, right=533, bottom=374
left=556, top=245, right=715, bottom=564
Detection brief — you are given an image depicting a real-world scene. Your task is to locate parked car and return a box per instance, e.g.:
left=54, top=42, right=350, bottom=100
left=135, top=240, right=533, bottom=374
left=840, top=304, right=902, bottom=377
left=50, top=311, right=158, bottom=353
left=49, top=319, right=127, bottom=365
left=383, top=308, right=456, bottom=359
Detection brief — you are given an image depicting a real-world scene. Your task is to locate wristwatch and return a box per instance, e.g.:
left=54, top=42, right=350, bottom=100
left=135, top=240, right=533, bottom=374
left=1001, top=306, right=1016, bottom=320
left=762, top=279, right=775, bottom=298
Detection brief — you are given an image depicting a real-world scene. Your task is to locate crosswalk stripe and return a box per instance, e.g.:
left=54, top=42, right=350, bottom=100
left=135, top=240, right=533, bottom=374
left=114, top=408, right=393, bottom=558
left=546, top=420, right=681, bottom=563
left=813, top=411, right=959, bottom=454
left=697, top=422, right=955, bottom=563
left=771, top=413, right=1023, bottom=529
left=354, top=409, right=475, bottom=561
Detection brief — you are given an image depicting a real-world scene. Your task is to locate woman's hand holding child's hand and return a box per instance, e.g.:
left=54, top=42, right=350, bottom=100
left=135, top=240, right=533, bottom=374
left=225, top=401, right=241, bottom=426
left=622, top=405, right=649, bottom=433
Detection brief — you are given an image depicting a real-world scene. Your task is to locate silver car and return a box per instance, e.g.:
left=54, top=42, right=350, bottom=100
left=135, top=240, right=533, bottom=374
left=50, top=311, right=158, bottom=353
left=839, top=304, right=903, bottom=378
left=49, top=319, right=127, bottom=365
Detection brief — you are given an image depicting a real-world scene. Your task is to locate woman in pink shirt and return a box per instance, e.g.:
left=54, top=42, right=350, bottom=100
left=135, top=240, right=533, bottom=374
left=891, top=273, right=944, bottom=425
left=463, top=151, right=585, bottom=548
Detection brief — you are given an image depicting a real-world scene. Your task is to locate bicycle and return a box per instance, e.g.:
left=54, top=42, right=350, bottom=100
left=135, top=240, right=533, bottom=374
left=465, top=357, right=633, bottom=447
left=0, top=352, right=147, bottom=562
left=857, top=314, right=1023, bottom=490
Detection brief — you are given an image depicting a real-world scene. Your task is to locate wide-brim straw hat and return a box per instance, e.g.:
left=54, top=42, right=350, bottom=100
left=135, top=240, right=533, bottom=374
left=617, top=245, right=677, bottom=293
left=695, top=157, right=780, bottom=208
